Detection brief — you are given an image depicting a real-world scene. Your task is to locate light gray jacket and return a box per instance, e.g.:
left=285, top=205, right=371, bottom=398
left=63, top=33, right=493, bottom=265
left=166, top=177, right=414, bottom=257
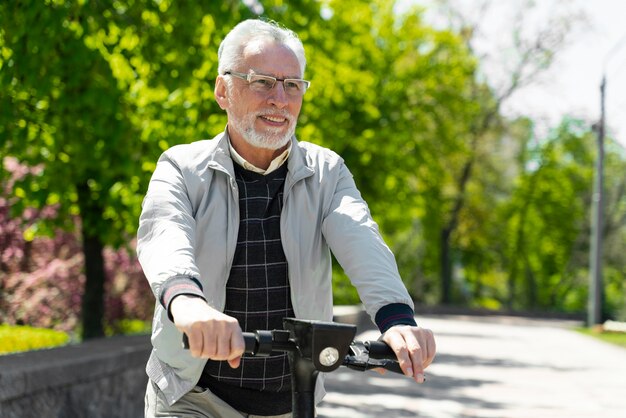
left=137, top=132, right=414, bottom=406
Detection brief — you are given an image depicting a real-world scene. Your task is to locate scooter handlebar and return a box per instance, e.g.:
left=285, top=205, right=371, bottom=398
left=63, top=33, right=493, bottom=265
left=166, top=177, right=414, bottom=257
left=182, top=330, right=403, bottom=375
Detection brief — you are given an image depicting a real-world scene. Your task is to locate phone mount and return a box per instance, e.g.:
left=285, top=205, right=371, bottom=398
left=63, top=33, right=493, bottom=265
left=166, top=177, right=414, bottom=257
left=282, top=318, right=357, bottom=418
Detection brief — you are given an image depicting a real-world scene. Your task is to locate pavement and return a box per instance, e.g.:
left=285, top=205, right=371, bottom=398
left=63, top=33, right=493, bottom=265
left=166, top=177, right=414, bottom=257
left=317, top=314, right=626, bottom=418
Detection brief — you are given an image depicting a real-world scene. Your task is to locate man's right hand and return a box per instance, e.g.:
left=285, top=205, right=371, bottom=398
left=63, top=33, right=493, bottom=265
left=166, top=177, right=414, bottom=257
left=170, top=295, right=245, bottom=368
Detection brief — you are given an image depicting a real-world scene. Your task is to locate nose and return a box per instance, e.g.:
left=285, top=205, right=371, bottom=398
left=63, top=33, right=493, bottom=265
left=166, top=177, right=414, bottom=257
left=267, top=81, right=289, bottom=108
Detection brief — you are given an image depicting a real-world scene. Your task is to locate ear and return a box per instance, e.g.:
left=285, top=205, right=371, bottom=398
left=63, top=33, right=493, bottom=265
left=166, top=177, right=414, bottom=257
left=214, top=75, right=229, bottom=110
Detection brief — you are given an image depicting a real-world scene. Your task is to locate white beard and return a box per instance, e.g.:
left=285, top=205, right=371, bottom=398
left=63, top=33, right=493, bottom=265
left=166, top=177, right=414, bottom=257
left=231, top=110, right=296, bottom=150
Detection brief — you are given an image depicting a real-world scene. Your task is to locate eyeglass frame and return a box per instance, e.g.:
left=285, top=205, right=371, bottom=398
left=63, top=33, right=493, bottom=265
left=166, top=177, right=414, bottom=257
left=223, top=70, right=311, bottom=96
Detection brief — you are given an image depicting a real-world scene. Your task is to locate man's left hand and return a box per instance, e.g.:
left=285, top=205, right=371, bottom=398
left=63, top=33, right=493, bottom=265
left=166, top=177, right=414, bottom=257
left=380, top=325, right=436, bottom=383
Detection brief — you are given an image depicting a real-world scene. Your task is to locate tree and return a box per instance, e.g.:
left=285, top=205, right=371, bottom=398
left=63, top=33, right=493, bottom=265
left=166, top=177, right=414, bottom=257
left=423, top=0, right=585, bottom=303
left=262, top=0, right=481, bottom=303
left=0, top=1, right=250, bottom=338
left=500, top=119, right=594, bottom=310
left=0, top=161, right=153, bottom=333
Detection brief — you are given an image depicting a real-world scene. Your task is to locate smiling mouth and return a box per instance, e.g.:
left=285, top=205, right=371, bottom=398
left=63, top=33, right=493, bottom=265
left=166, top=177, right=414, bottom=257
left=259, top=115, right=288, bottom=124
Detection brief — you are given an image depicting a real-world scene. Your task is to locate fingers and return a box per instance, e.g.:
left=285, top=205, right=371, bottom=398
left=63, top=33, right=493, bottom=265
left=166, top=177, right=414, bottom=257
left=423, top=329, right=436, bottom=368
left=187, top=325, right=205, bottom=358
left=382, top=325, right=436, bottom=384
left=227, top=327, right=245, bottom=369
left=191, top=318, right=243, bottom=363
left=171, top=297, right=244, bottom=366
left=382, top=329, right=421, bottom=382
left=404, top=332, right=426, bottom=383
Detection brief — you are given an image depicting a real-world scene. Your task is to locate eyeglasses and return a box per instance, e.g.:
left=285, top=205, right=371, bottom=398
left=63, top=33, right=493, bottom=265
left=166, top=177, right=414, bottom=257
left=224, top=70, right=311, bottom=97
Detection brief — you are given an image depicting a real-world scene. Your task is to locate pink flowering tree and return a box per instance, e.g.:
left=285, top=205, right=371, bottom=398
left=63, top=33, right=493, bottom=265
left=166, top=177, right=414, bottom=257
left=1, top=156, right=153, bottom=334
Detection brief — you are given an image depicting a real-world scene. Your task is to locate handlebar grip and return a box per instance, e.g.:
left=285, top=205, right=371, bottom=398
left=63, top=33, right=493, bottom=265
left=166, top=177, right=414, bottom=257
left=365, top=340, right=397, bottom=360
left=182, top=332, right=257, bottom=353
left=381, top=360, right=404, bottom=375
left=243, top=332, right=256, bottom=353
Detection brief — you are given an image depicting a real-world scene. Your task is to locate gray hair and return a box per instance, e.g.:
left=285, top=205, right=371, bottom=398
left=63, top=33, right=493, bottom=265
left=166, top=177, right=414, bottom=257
left=217, top=19, right=306, bottom=77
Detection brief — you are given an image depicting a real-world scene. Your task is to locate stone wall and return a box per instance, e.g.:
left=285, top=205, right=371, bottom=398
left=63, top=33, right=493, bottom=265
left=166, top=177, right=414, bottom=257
left=0, top=334, right=151, bottom=418
left=0, top=308, right=368, bottom=418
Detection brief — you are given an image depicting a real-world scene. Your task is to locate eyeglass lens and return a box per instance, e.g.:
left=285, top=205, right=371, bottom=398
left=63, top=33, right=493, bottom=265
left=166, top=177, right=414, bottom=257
left=249, top=74, right=308, bottom=96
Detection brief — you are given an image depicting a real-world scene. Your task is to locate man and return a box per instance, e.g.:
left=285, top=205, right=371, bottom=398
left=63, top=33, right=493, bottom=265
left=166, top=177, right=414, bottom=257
left=138, top=19, right=435, bottom=418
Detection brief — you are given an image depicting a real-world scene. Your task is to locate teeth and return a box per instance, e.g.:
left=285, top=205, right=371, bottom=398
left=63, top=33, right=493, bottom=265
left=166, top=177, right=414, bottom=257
left=262, top=115, right=286, bottom=123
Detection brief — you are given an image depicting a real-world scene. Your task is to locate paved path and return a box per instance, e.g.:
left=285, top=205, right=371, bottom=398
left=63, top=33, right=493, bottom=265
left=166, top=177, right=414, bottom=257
left=317, top=315, right=626, bottom=418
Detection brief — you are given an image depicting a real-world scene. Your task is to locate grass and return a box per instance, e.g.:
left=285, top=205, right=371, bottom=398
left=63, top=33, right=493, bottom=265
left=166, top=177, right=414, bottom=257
left=0, top=319, right=151, bottom=356
left=576, top=327, right=626, bottom=349
left=0, top=325, right=70, bottom=355
left=105, top=318, right=151, bottom=336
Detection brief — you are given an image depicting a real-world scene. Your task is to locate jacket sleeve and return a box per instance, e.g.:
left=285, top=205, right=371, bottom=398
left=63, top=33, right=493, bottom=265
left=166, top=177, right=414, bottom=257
left=321, top=161, right=415, bottom=327
left=136, top=150, right=205, bottom=311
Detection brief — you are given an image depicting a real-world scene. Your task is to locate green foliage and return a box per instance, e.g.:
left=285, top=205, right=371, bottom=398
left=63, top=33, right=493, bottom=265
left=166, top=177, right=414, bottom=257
left=0, top=0, right=253, bottom=337
left=0, top=325, right=70, bottom=355
left=497, top=120, right=593, bottom=311
left=0, top=1, right=252, bottom=246
left=105, top=318, right=151, bottom=336
left=0, top=0, right=479, bottom=313
left=267, top=0, right=480, bottom=304
left=331, top=270, right=361, bottom=306
left=2, top=0, right=625, bottom=324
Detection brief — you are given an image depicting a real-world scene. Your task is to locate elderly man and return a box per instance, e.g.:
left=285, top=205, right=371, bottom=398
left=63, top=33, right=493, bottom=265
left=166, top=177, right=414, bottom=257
left=138, top=18, right=435, bottom=418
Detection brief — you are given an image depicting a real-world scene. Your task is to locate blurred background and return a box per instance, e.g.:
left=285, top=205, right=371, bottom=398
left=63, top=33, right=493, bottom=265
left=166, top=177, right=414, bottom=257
left=1, top=0, right=625, bottom=349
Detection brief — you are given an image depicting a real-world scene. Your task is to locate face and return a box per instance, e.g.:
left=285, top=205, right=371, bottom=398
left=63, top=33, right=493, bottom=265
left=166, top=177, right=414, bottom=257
left=215, top=40, right=304, bottom=151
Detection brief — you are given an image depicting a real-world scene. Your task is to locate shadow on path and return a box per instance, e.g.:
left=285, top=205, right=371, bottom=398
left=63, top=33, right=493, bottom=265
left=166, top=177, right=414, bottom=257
left=318, top=366, right=504, bottom=417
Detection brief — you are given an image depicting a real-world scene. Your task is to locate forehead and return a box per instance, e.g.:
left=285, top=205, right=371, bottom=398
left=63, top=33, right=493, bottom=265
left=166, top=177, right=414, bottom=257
left=241, top=39, right=301, bottom=78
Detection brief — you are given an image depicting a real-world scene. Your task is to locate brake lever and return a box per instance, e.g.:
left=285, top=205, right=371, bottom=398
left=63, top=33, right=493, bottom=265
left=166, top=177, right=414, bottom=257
left=343, top=341, right=404, bottom=375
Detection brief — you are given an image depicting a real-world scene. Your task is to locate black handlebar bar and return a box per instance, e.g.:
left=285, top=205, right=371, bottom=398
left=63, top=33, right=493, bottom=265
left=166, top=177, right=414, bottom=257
left=182, top=328, right=402, bottom=374
left=183, top=329, right=296, bottom=355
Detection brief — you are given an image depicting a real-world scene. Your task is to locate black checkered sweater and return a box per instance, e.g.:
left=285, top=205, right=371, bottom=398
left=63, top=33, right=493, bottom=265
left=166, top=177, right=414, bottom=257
left=199, top=163, right=294, bottom=416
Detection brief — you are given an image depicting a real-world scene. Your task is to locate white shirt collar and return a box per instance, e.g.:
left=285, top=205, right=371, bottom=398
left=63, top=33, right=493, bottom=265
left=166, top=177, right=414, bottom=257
left=228, top=138, right=291, bottom=175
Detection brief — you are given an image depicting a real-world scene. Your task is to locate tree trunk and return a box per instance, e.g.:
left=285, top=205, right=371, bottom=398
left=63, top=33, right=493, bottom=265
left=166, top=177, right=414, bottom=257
left=507, top=205, right=529, bottom=309
left=440, top=157, right=474, bottom=305
left=440, top=228, right=453, bottom=304
left=524, top=263, right=536, bottom=309
left=81, top=227, right=106, bottom=339
left=77, top=183, right=106, bottom=340
left=20, top=240, right=32, bottom=272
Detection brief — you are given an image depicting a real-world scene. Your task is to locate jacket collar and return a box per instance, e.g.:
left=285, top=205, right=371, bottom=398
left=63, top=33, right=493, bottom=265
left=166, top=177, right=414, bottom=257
left=204, top=130, right=234, bottom=177
left=207, top=127, right=315, bottom=184
left=287, top=136, right=315, bottom=182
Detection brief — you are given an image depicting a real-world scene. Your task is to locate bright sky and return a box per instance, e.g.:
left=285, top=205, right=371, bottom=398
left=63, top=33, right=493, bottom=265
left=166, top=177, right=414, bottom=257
left=398, top=0, right=626, bottom=147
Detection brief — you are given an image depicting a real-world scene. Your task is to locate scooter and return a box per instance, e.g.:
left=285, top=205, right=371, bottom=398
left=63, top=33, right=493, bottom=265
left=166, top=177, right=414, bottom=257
left=183, top=318, right=404, bottom=418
